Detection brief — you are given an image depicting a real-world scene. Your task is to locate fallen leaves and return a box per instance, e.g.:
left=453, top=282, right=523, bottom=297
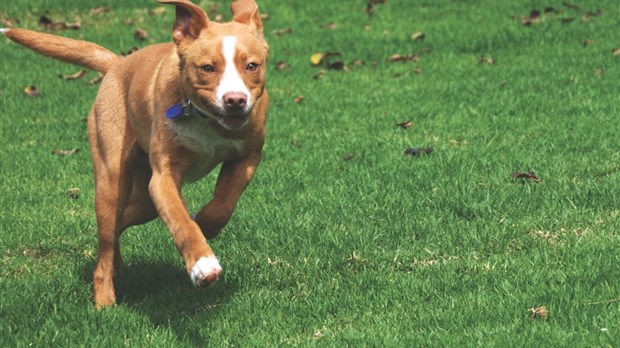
left=67, top=187, right=80, bottom=200
left=23, top=85, right=40, bottom=97
left=134, top=28, right=148, bottom=41
left=38, top=15, right=81, bottom=31
left=518, top=3, right=603, bottom=26
left=389, top=54, right=420, bottom=62
left=512, top=171, right=541, bottom=184
left=59, top=70, right=87, bottom=80
left=479, top=55, right=495, bottom=65
left=396, top=120, right=413, bottom=129
left=529, top=306, right=549, bottom=320
left=51, top=149, right=80, bottom=156
left=365, top=0, right=386, bottom=15
left=410, top=32, right=425, bottom=41
left=612, top=48, right=620, bottom=56
left=404, top=147, right=433, bottom=157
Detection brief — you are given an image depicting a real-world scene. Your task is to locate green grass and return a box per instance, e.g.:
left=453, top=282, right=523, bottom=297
left=1, top=0, right=619, bottom=346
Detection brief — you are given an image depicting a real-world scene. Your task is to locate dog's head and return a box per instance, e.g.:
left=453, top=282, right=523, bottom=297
left=160, top=0, right=268, bottom=130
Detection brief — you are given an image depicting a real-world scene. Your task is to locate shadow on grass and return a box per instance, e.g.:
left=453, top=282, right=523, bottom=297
left=80, top=260, right=238, bottom=345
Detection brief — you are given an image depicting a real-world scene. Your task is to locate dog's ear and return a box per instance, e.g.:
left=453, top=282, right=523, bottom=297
left=158, top=0, right=209, bottom=44
left=231, top=0, right=263, bottom=32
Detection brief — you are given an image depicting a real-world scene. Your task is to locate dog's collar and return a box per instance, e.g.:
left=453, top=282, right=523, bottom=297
left=166, top=100, right=209, bottom=120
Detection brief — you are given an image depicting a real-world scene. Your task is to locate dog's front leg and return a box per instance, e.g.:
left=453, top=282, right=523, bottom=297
left=148, top=165, right=222, bottom=287
left=195, top=153, right=263, bottom=239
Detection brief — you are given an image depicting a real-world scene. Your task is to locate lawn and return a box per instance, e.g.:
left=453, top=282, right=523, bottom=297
left=1, top=0, right=619, bottom=346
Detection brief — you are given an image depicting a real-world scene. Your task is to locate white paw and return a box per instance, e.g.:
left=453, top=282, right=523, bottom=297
left=190, top=256, right=222, bottom=288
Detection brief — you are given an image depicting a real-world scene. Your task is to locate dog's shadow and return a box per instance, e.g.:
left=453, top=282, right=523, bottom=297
left=80, top=260, right=237, bottom=344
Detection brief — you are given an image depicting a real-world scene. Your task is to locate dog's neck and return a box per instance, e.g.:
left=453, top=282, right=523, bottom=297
left=166, top=99, right=210, bottom=120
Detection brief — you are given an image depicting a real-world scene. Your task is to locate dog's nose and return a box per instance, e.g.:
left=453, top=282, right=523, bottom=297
left=223, top=92, right=247, bottom=108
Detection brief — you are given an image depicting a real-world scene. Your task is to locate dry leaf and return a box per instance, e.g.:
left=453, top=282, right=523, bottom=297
left=90, top=6, right=109, bottom=15
left=404, top=147, right=433, bottom=156
left=1, top=17, right=19, bottom=27
left=23, top=85, right=40, bottom=97
left=310, top=53, right=325, bottom=66
left=390, top=54, right=420, bottom=62
left=121, top=46, right=139, bottom=57
left=327, top=61, right=347, bottom=71
left=365, top=0, right=386, bottom=15
left=60, top=70, right=87, bottom=80
left=88, top=73, right=104, bottom=85
left=479, top=55, right=495, bottom=64
left=512, top=171, right=541, bottom=184
left=412, top=67, right=422, bottom=74
left=410, top=32, right=425, bottom=41
left=67, top=187, right=80, bottom=200
left=150, top=7, right=167, bottom=15
left=312, top=69, right=326, bottom=80
left=272, top=28, right=292, bottom=36
left=529, top=306, right=548, bottom=319
left=276, top=61, right=288, bottom=70
left=39, top=15, right=81, bottom=30
left=397, top=120, right=413, bottom=129
left=321, top=22, right=337, bottom=30
left=51, top=149, right=80, bottom=156
left=612, top=48, right=620, bottom=56
left=582, top=39, right=595, bottom=46
left=520, top=9, right=541, bottom=26
left=341, top=152, right=355, bottom=161
left=134, top=28, right=148, bottom=41
left=293, top=95, right=304, bottom=104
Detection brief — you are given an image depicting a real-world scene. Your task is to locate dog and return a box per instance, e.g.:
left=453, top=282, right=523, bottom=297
left=1, top=0, right=269, bottom=309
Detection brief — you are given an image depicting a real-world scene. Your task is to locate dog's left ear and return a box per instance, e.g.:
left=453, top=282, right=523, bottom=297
left=158, top=0, right=209, bottom=45
left=231, top=0, right=263, bottom=32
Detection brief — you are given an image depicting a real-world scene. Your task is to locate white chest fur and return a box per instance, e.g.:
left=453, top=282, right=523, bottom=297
left=167, top=118, right=245, bottom=183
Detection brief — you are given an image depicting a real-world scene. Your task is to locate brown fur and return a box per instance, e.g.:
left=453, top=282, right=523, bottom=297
left=2, top=0, right=268, bottom=309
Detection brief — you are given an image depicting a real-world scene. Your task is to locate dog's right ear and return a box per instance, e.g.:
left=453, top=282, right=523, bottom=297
left=158, top=0, right=209, bottom=45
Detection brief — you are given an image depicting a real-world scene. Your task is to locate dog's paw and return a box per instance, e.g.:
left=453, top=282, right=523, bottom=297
left=190, top=256, right=222, bottom=288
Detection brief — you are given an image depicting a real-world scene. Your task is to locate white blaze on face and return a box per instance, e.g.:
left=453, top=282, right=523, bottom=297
left=216, top=36, right=251, bottom=111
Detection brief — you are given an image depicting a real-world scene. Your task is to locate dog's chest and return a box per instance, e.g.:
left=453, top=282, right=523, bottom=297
left=167, top=120, right=245, bottom=182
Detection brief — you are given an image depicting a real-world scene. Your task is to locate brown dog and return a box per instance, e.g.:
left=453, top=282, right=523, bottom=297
left=1, top=0, right=269, bottom=308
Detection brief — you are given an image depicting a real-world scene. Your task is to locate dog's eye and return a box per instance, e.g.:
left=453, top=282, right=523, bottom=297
left=245, top=63, right=259, bottom=72
left=201, top=64, right=215, bottom=73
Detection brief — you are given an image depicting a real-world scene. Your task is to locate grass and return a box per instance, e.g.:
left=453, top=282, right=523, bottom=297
left=1, top=0, right=619, bottom=346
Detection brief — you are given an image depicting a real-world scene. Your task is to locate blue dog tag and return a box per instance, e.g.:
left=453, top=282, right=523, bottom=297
left=166, top=104, right=184, bottom=119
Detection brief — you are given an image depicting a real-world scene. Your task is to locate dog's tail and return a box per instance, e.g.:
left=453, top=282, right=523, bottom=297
left=1, top=28, right=119, bottom=74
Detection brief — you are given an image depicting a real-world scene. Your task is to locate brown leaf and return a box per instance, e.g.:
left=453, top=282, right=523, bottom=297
left=321, top=22, right=337, bottom=30
left=312, top=69, right=326, bottom=80
left=412, top=66, right=422, bottom=74
left=365, top=0, right=386, bottom=15
left=529, top=306, right=548, bottom=320
left=397, top=120, right=413, bottom=129
left=327, top=61, right=347, bottom=71
left=276, top=61, right=288, bottom=70
left=150, top=7, right=167, bottom=16
left=23, top=85, right=40, bottom=97
left=134, top=28, right=148, bottom=41
left=1, top=17, right=20, bottom=27
left=479, top=55, right=495, bottom=65
left=390, top=54, right=420, bottom=62
left=272, top=28, right=292, bottom=36
left=67, top=187, right=80, bottom=200
left=512, top=171, right=541, bottom=184
left=39, top=16, right=81, bottom=30
left=582, top=39, right=595, bottom=46
left=612, top=48, right=620, bottom=56
left=410, top=32, right=425, bottom=41
left=88, top=73, right=104, bottom=85
left=520, top=9, right=541, bottom=26
left=293, top=95, right=304, bottom=104
left=121, top=46, right=139, bottom=57
left=51, top=149, right=80, bottom=156
left=404, top=147, right=433, bottom=156
left=60, top=70, right=87, bottom=80
left=341, top=152, right=355, bottom=161
left=90, top=6, right=110, bottom=15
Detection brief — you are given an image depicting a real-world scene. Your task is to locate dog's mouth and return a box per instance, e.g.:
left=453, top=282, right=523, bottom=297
left=213, top=113, right=249, bottom=130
